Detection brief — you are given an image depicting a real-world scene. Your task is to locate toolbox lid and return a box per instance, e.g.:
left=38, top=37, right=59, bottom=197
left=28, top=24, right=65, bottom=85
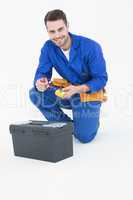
left=9, top=120, right=73, bottom=136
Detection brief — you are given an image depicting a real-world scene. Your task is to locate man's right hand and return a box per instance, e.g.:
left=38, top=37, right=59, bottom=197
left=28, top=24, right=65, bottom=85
left=35, top=77, right=50, bottom=92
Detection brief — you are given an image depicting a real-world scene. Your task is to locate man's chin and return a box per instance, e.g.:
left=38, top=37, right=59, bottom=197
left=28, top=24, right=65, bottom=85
left=54, top=41, right=65, bottom=48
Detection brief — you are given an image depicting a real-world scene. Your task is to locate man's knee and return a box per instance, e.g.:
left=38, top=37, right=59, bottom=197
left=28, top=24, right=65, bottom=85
left=29, top=87, right=59, bottom=108
left=74, top=123, right=99, bottom=143
left=76, top=132, right=97, bottom=143
left=29, top=87, right=42, bottom=106
left=29, top=87, right=37, bottom=102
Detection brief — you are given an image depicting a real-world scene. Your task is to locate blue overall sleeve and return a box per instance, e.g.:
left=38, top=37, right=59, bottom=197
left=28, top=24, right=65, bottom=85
left=33, top=42, right=53, bottom=87
left=85, top=42, right=108, bottom=93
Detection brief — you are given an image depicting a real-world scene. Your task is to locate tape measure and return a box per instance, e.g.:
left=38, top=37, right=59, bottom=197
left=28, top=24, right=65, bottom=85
left=55, top=89, right=65, bottom=98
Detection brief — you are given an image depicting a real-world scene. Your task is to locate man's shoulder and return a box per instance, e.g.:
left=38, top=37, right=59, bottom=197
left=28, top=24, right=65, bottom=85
left=71, top=33, right=101, bottom=49
left=41, top=40, right=54, bottom=51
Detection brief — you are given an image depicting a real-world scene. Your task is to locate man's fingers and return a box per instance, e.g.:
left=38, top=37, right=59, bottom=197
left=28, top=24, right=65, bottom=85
left=35, top=77, right=50, bottom=92
left=37, top=77, right=49, bottom=86
left=63, top=92, right=71, bottom=99
left=36, top=82, right=45, bottom=86
left=40, top=77, right=48, bottom=84
left=62, top=86, right=71, bottom=92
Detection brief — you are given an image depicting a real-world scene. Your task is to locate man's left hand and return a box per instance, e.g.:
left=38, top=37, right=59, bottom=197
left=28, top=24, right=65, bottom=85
left=62, top=84, right=90, bottom=99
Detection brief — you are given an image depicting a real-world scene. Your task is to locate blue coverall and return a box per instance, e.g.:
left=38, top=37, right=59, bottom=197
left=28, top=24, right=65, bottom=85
left=29, top=33, right=108, bottom=143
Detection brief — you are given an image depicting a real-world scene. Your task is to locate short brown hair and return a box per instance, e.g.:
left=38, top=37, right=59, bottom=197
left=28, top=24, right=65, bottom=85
left=44, top=9, right=68, bottom=26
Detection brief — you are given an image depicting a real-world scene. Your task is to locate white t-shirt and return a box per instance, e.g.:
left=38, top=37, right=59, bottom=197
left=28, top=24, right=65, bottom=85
left=61, top=49, right=70, bottom=61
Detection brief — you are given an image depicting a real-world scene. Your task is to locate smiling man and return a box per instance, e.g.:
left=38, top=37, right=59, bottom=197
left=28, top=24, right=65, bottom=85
left=29, top=9, right=108, bottom=143
left=47, top=19, right=71, bottom=50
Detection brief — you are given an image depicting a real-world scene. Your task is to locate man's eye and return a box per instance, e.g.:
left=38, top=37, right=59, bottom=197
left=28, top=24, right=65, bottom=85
left=49, top=31, right=55, bottom=33
left=58, top=28, right=64, bottom=31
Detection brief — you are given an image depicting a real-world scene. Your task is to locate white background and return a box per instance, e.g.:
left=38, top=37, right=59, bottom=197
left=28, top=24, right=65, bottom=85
left=0, top=0, right=133, bottom=199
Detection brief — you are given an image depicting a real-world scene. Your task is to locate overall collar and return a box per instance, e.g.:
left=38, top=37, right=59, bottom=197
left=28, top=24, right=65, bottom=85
left=69, top=32, right=80, bottom=49
left=69, top=32, right=80, bottom=63
left=51, top=32, right=80, bottom=63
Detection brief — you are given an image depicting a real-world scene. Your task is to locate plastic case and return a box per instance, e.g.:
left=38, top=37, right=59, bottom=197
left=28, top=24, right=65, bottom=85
left=9, top=120, right=73, bottom=162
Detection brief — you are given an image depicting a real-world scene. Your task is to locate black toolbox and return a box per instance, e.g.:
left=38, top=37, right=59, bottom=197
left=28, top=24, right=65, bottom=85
left=9, top=120, right=73, bottom=162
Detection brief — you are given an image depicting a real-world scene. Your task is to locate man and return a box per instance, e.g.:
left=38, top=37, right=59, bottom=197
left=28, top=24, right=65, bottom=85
left=29, top=9, right=108, bottom=143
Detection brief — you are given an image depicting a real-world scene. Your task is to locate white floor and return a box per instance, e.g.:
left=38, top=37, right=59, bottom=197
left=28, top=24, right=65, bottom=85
left=0, top=108, right=133, bottom=200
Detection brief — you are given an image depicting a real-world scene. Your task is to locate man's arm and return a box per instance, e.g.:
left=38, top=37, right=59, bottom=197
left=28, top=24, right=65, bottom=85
left=33, top=42, right=53, bottom=88
left=84, top=42, right=108, bottom=93
left=62, top=42, right=107, bottom=99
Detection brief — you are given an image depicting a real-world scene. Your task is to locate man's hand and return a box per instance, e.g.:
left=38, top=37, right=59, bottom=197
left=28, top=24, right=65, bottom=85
left=35, top=77, right=50, bottom=92
left=62, top=84, right=90, bottom=99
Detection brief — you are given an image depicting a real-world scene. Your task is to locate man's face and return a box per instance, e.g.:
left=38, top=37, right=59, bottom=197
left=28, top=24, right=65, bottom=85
left=46, top=19, right=70, bottom=48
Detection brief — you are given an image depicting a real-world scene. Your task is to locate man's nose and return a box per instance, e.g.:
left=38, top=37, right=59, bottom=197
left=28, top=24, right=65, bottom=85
left=54, top=31, right=61, bottom=38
